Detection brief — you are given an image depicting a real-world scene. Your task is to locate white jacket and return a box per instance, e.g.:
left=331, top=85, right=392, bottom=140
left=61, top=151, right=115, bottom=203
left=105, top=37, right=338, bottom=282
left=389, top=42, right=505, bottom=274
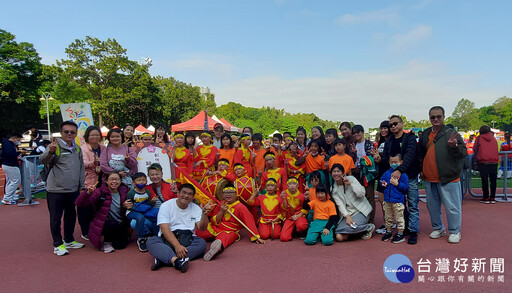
left=331, top=176, right=372, bottom=218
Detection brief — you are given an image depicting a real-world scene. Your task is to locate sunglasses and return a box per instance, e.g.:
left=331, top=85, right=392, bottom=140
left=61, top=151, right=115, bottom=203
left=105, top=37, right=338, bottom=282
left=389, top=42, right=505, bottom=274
left=63, top=130, right=77, bottom=134
left=430, top=115, right=443, bottom=120
left=389, top=122, right=400, bottom=127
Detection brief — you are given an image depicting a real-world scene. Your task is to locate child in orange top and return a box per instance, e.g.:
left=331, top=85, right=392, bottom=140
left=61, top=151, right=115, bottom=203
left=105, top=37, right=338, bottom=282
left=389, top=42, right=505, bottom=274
left=251, top=133, right=267, bottom=179
left=234, top=134, right=254, bottom=178
left=296, top=140, right=327, bottom=185
left=193, top=131, right=218, bottom=181
left=328, top=138, right=354, bottom=175
left=304, top=184, right=338, bottom=246
left=172, top=132, right=194, bottom=181
left=217, top=134, right=236, bottom=173
left=260, top=151, right=288, bottom=193
left=248, top=178, right=285, bottom=240
left=280, top=177, right=308, bottom=242
left=197, top=184, right=265, bottom=261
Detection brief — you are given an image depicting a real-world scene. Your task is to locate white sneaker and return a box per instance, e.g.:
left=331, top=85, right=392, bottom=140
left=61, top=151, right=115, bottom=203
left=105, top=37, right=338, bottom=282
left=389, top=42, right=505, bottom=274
left=64, top=241, right=85, bottom=249
left=53, top=244, right=69, bottom=256
left=448, top=233, right=461, bottom=243
left=102, top=242, right=115, bottom=253
left=429, top=228, right=446, bottom=239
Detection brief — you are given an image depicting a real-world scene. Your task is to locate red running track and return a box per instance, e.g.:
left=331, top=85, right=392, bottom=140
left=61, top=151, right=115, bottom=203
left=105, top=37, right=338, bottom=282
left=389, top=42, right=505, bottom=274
left=0, top=195, right=510, bottom=293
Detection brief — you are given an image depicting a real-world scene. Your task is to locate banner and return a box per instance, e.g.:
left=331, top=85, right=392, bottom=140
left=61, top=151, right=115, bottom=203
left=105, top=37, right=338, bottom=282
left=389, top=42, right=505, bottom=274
left=59, top=103, right=94, bottom=144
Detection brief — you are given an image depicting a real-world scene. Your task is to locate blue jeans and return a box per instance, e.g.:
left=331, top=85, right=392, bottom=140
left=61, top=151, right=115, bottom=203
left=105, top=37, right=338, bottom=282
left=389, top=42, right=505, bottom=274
left=424, top=181, right=462, bottom=234
left=127, top=211, right=158, bottom=238
left=406, top=177, right=419, bottom=233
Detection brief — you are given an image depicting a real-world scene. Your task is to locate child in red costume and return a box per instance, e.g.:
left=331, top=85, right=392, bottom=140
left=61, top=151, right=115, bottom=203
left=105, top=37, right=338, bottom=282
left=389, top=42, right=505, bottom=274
left=260, top=151, right=288, bottom=193
left=280, top=177, right=308, bottom=242
left=234, top=134, right=254, bottom=178
left=193, top=132, right=218, bottom=181
left=201, top=158, right=236, bottom=197
left=172, top=132, right=193, bottom=182
left=248, top=178, right=285, bottom=240
left=233, top=163, right=258, bottom=222
left=197, top=184, right=265, bottom=261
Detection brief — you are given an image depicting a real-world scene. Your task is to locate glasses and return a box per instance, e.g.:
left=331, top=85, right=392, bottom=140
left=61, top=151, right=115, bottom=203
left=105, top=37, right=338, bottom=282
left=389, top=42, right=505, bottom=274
left=63, top=131, right=77, bottom=135
left=389, top=122, right=400, bottom=127
left=430, top=115, right=443, bottom=120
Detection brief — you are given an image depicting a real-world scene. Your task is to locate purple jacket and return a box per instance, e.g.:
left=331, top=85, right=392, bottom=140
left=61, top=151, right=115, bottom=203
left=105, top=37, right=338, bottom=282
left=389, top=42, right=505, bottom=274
left=100, top=145, right=137, bottom=181
left=76, top=184, right=129, bottom=249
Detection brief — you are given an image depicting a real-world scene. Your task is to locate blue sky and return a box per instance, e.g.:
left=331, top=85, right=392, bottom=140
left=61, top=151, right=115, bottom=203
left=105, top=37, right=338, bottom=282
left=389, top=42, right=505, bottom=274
left=2, top=0, right=511, bottom=128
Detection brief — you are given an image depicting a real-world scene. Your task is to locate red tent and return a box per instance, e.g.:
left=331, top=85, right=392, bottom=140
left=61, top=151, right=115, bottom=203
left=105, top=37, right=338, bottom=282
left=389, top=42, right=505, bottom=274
left=220, top=118, right=241, bottom=132
left=135, top=124, right=153, bottom=135
left=171, top=111, right=219, bottom=132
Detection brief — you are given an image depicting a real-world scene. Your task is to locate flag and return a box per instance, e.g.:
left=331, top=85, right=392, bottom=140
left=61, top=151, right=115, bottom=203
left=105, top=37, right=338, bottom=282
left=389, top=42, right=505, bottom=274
left=178, top=166, right=220, bottom=205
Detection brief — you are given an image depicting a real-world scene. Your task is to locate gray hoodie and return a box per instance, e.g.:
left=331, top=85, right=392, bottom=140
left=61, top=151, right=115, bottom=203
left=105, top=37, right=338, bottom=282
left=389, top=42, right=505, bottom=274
left=40, top=139, right=85, bottom=193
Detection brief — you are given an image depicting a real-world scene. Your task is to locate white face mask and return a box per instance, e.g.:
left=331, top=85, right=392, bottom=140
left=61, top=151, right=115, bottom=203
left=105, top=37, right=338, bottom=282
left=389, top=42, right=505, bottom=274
left=14, top=140, right=21, bottom=146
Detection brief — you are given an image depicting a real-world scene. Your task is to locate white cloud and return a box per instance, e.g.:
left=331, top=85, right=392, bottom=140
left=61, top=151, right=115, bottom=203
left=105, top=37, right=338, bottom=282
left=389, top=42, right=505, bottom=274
left=211, top=61, right=506, bottom=129
left=390, top=25, right=432, bottom=52
left=335, top=7, right=399, bottom=26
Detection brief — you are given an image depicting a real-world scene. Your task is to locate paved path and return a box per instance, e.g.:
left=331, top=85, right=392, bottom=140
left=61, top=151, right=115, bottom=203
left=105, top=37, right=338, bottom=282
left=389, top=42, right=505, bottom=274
left=0, top=195, right=509, bottom=292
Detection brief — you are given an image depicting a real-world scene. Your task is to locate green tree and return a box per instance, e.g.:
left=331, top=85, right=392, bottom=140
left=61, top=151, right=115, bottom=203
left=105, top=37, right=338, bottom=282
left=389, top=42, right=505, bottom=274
left=58, top=36, right=133, bottom=126
left=0, top=29, right=43, bottom=136
left=450, top=98, right=482, bottom=131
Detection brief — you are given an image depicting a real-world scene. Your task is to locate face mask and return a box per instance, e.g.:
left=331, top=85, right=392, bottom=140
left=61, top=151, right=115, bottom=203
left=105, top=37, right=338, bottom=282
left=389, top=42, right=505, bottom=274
left=135, top=183, right=146, bottom=189
left=14, top=141, right=21, bottom=146
left=390, top=163, right=400, bottom=170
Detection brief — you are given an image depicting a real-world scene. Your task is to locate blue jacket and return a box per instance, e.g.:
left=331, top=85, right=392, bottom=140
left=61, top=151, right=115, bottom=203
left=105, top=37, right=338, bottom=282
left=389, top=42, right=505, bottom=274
left=1, top=138, right=20, bottom=167
left=379, top=168, right=409, bottom=203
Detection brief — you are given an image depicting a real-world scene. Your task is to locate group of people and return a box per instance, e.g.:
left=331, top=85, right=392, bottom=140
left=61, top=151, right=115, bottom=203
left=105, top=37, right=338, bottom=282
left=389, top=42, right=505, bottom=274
left=5, top=105, right=508, bottom=273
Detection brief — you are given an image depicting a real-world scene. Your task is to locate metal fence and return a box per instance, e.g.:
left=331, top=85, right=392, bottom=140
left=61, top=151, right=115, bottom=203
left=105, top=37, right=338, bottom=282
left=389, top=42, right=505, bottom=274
left=465, top=151, right=511, bottom=202
left=19, top=155, right=43, bottom=206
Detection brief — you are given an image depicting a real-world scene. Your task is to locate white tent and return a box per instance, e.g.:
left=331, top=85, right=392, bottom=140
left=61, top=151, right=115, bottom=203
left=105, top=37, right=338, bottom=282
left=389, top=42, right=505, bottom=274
left=100, top=126, right=109, bottom=136
left=268, top=130, right=280, bottom=137
left=147, top=125, right=155, bottom=133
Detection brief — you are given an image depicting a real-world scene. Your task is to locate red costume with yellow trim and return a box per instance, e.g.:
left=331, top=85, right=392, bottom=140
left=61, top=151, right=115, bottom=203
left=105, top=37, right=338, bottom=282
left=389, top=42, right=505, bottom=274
left=234, top=175, right=258, bottom=222
left=234, top=146, right=254, bottom=178
left=261, top=168, right=288, bottom=193
left=196, top=200, right=260, bottom=249
left=173, top=146, right=193, bottom=182
left=280, top=189, right=308, bottom=242
left=201, top=170, right=236, bottom=196
left=284, top=150, right=306, bottom=192
left=249, top=193, right=285, bottom=239
left=193, top=144, right=218, bottom=181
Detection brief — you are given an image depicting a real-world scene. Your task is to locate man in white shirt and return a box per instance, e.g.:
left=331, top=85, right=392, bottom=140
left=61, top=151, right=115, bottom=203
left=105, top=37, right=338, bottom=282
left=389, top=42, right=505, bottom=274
left=146, top=183, right=213, bottom=272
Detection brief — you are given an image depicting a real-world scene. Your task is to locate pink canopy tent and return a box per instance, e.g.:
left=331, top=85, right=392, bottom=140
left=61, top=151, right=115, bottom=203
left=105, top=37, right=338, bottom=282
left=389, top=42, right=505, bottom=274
left=171, top=111, right=219, bottom=132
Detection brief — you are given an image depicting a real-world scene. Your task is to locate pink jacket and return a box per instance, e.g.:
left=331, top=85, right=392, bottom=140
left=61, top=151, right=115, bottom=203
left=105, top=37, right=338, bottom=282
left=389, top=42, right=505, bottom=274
left=83, top=143, right=105, bottom=188
left=100, top=145, right=137, bottom=181
left=474, top=132, right=499, bottom=164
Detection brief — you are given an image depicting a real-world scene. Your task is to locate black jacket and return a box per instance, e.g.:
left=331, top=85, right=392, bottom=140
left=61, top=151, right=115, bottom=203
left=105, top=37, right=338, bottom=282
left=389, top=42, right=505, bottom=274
left=382, top=132, right=419, bottom=179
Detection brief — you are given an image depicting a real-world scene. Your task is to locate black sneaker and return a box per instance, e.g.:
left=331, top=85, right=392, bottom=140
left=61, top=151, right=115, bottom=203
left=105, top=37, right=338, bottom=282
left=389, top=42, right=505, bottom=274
left=381, top=232, right=393, bottom=242
left=480, top=198, right=490, bottom=204
left=151, top=258, right=164, bottom=271
left=137, top=238, right=148, bottom=252
left=392, top=233, right=406, bottom=244
left=490, top=198, right=496, bottom=204
left=174, top=257, right=190, bottom=273
left=407, top=232, right=418, bottom=245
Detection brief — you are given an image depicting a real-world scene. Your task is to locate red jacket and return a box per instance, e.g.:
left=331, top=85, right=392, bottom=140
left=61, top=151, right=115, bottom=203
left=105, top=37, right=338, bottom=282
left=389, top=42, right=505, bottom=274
left=145, top=181, right=177, bottom=202
left=474, top=133, right=499, bottom=164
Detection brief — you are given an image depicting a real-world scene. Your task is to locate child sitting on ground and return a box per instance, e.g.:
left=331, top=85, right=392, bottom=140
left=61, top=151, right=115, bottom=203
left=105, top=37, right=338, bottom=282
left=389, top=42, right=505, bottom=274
left=304, top=184, right=339, bottom=246
left=280, top=178, right=308, bottom=242
left=196, top=184, right=264, bottom=261
left=126, top=172, right=159, bottom=252
left=379, top=154, right=409, bottom=244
